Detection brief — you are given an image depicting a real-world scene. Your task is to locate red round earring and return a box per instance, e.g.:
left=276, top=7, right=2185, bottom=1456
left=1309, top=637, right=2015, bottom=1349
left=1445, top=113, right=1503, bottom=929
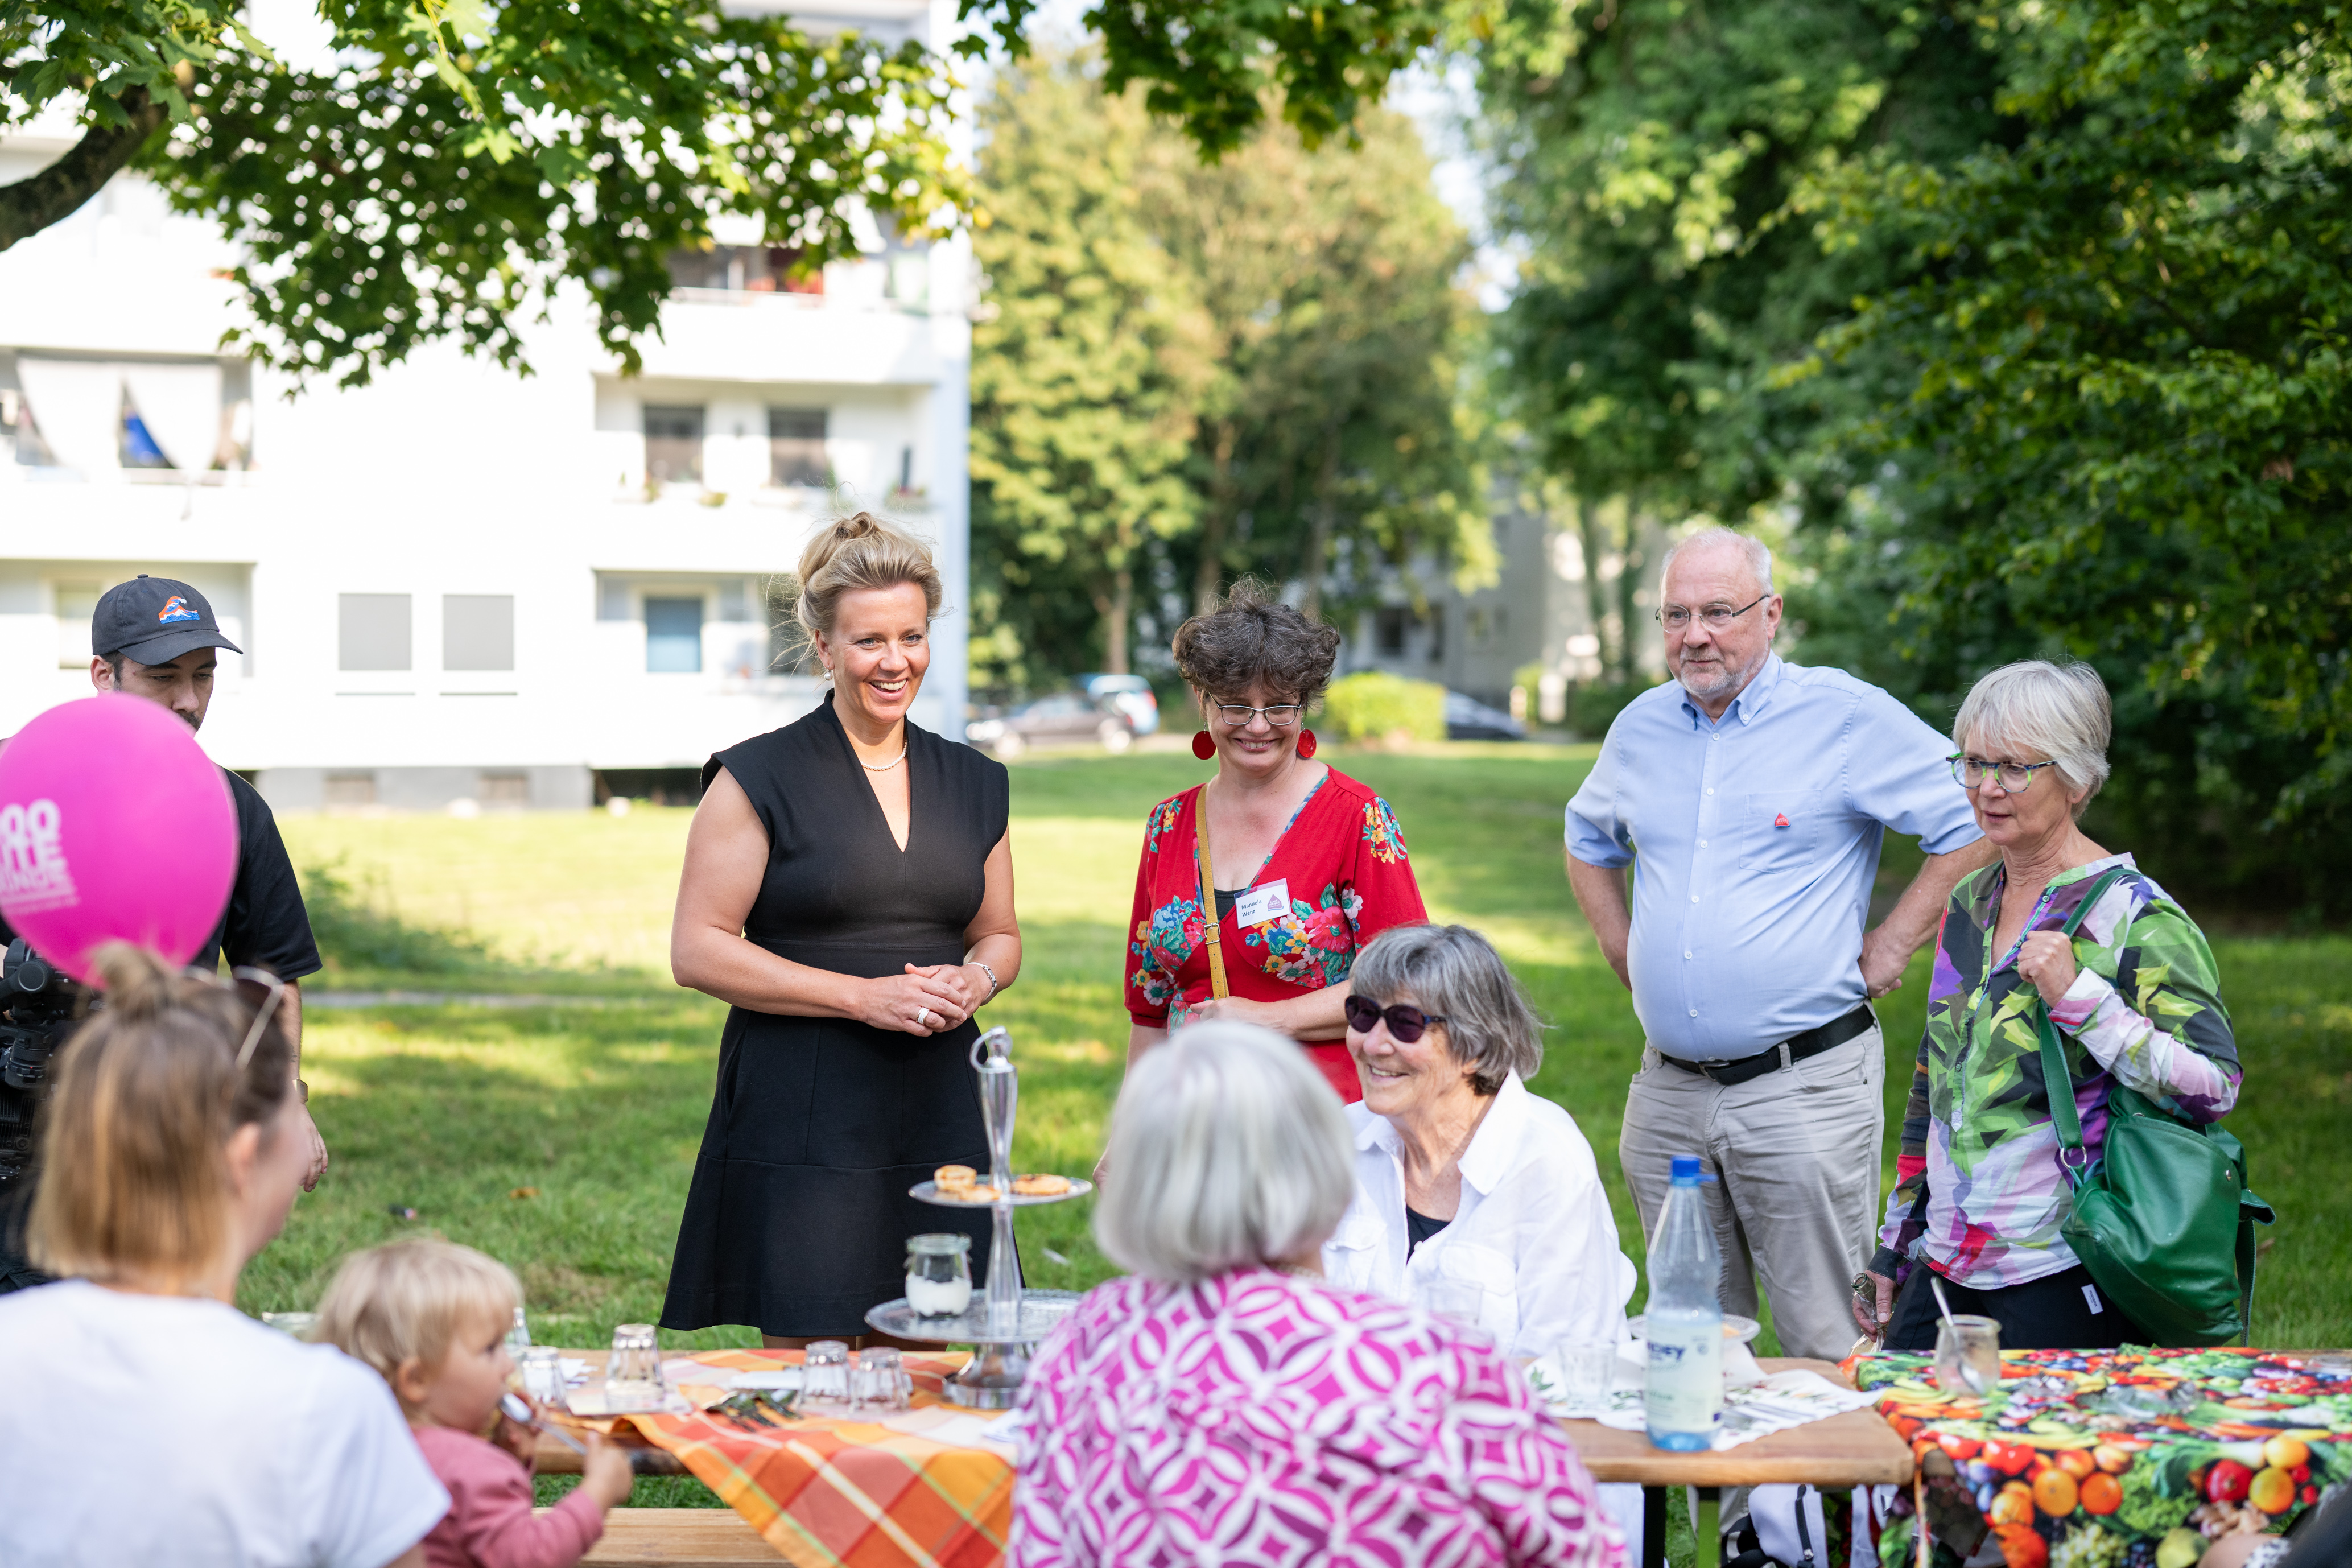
left=1191, top=730, right=1218, bottom=760
left=1295, top=728, right=1318, bottom=760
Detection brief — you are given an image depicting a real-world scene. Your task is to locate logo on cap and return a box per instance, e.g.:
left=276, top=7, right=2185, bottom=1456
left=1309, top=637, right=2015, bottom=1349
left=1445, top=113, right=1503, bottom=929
left=157, top=596, right=200, bottom=624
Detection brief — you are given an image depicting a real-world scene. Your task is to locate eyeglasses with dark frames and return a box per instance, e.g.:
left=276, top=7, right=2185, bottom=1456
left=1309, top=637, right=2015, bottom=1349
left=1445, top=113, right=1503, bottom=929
left=1343, top=996, right=1450, bottom=1044
left=1653, top=593, right=1772, bottom=633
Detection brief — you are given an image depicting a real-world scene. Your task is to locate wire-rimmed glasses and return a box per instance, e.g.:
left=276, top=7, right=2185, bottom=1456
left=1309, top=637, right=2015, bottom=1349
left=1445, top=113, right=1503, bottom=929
left=1212, top=702, right=1303, bottom=728
left=1947, top=753, right=2061, bottom=793
left=1653, top=593, right=1772, bottom=633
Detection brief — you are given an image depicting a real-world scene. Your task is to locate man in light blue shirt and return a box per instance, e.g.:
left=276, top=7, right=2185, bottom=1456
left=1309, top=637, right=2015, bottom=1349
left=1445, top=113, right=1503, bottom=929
left=1565, top=527, right=1989, bottom=1360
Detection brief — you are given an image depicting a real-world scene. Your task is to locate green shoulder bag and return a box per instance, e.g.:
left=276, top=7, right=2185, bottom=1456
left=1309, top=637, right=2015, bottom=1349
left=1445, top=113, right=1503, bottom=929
left=2038, top=866, right=2273, bottom=1346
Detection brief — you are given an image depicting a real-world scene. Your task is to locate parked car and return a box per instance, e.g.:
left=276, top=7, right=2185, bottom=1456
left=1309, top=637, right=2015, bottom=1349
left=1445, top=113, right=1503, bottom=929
left=1078, top=673, right=1161, bottom=736
left=1444, top=691, right=1528, bottom=741
left=965, top=691, right=1137, bottom=758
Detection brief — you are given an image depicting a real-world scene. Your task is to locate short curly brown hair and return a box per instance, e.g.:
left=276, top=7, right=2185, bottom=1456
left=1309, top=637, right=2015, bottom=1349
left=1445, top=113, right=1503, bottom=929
left=1171, top=580, right=1342, bottom=706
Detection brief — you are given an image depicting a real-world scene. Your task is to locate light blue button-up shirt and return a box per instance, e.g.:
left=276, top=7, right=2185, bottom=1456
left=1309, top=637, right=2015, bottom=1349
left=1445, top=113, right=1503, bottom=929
left=1565, top=654, right=1982, bottom=1061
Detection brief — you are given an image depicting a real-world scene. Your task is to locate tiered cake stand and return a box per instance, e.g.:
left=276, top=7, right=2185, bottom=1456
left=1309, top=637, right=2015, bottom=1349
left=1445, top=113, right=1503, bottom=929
left=865, top=1026, right=1091, bottom=1409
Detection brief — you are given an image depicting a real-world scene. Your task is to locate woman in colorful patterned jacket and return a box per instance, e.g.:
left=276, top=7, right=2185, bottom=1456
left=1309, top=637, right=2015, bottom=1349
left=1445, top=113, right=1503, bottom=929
left=1856, top=661, right=2240, bottom=1349
left=1013, top=1022, right=1624, bottom=1568
left=1121, top=580, right=1426, bottom=1106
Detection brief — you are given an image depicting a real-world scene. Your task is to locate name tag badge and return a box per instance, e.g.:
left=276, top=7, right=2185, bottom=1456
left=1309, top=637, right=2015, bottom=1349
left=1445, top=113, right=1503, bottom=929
left=1233, top=878, right=1291, bottom=927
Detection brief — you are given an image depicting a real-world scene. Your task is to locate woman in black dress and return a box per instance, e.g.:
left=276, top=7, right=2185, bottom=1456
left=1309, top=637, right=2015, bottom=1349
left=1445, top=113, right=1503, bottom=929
left=661, top=513, right=1021, bottom=1344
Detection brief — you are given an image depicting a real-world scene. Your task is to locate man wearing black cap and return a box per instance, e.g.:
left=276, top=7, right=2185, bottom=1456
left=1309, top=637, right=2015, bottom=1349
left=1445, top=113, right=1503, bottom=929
left=9, top=576, right=327, bottom=1197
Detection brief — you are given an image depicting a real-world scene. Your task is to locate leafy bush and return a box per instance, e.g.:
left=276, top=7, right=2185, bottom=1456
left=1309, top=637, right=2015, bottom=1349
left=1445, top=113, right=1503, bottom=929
left=1571, top=680, right=1652, bottom=740
left=297, top=860, right=492, bottom=976
left=1323, top=672, right=1446, bottom=745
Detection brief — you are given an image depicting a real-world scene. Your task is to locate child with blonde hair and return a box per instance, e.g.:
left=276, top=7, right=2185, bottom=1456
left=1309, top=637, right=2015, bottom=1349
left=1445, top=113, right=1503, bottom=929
left=319, top=1238, right=633, bottom=1568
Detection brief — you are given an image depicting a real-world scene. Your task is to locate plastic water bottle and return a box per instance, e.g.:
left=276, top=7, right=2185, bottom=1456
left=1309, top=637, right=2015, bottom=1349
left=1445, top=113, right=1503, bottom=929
left=1643, top=1154, right=1723, bottom=1451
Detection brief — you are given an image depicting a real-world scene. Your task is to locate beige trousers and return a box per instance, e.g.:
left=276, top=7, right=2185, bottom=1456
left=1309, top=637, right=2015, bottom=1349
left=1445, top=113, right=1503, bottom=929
left=1619, top=1026, right=1885, bottom=1363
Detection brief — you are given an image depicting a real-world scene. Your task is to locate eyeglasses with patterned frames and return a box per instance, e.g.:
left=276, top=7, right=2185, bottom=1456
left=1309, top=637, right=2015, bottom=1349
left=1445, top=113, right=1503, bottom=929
left=1343, top=996, right=1450, bottom=1044
left=1213, top=703, right=1304, bottom=729
left=1653, top=593, right=1772, bottom=633
left=1947, top=753, right=2062, bottom=793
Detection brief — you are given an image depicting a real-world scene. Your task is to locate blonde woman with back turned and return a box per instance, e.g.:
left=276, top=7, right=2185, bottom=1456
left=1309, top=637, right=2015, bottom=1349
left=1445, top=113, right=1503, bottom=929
left=0, top=945, right=447, bottom=1567
left=662, top=513, right=1022, bottom=1346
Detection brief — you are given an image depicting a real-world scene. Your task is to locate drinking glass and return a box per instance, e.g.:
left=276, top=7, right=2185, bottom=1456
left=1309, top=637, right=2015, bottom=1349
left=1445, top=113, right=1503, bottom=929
left=520, top=1346, right=566, bottom=1403
left=1425, top=1281, right=1484, bottom=1328
left=906, top=1234, right=974, bottom=1318
left=852, top=1347, right=910, bottom=1412
left=803, top=1340, right=852, bottom=1407
left=1933, top=1313, right=2002, bottom=1396
left=609, top=1324, right=661, bottom=1391
left=1554, top=1339, right=1619, bottom=1413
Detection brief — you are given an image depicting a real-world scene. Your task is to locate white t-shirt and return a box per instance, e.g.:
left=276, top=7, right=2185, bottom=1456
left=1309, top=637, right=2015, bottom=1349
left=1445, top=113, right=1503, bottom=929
left=0, top=1278, right=449, bottom=1567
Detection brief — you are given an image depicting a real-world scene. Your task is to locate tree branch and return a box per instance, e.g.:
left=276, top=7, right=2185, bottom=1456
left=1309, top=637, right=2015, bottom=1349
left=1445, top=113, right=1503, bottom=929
left=0, top=89, right=169, bottom=253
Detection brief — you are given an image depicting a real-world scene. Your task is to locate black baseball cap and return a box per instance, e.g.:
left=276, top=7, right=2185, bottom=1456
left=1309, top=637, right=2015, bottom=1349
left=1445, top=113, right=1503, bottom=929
left=92, top=575, right=245, bottom=666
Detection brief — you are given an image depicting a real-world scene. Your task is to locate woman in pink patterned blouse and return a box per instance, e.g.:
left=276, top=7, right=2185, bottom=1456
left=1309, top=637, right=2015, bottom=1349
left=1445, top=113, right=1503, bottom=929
left=1012, top=1023, right=1625, bottom=1568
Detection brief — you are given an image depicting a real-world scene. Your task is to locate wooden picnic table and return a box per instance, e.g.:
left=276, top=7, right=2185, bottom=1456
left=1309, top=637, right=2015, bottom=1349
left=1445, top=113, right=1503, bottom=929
left=1558, top=1357, right=1914, bottom=1568
left=544, top=1350, right=1911, bottom=1568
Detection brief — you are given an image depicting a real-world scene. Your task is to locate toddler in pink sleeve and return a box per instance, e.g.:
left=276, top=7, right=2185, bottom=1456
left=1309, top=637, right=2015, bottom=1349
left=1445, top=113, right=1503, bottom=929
left=318, top=1238, right=635, bottom=1568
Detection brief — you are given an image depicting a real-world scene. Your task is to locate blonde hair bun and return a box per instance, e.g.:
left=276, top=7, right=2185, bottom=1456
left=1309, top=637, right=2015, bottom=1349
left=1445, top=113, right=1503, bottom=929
left=794, top=511, right=944, bottom=647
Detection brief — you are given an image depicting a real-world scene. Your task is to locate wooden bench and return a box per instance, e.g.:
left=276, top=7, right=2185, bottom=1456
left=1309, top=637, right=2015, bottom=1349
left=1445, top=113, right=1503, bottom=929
left=577, top=1509, right=781, bottom=1565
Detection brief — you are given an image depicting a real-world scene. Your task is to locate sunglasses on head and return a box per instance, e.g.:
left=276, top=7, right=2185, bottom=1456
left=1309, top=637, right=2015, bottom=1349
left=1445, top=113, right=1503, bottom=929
left=1343, top=996, right=1449, bottom=1043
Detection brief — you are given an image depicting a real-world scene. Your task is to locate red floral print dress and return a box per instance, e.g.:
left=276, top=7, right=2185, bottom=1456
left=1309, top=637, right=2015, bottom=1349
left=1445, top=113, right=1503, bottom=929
left=1124, top=768, right=1427, bottom=1103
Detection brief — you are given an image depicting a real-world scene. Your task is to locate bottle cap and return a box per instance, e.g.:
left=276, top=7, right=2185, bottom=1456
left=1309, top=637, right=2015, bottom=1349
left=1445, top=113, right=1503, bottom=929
left=1670, top=1155, right=1707, bottom=1182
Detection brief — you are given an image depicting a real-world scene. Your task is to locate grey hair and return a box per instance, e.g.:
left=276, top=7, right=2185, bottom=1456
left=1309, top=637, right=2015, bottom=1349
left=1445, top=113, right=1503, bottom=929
left=1092, top=1022, right=1355, bottom=1284
left=1660, top=526, right=1775, bottom=598
left=1953, top=659, right=2112, bottom=814
left=1350, top=923, right=1544, bottom=1095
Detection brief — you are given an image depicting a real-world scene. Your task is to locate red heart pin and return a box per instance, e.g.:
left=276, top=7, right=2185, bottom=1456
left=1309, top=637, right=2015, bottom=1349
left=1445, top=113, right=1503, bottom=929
left=1773, top=812, right=1791, bottom=828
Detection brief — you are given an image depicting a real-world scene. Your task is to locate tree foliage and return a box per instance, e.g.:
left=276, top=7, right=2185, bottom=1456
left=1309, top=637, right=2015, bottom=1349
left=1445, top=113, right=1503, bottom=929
left=1473, top=0, right=2352, bottom=910
left=968, top=53, right=1483, bottom=689
left=3, top=0, right=960, bottom=384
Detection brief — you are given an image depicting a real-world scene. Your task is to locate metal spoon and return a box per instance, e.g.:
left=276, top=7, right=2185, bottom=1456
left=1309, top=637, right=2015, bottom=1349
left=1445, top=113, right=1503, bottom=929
left=1928, top=1274, right=1991, bottom=1396
left=501, top=1390, right=589, bottom=1457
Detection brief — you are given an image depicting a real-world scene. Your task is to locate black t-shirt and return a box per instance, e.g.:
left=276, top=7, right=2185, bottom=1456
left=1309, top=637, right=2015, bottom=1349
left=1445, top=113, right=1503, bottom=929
left=0, top=768, right=320, bottom=982
left=1405, top=1206, right=1451, bottom=1257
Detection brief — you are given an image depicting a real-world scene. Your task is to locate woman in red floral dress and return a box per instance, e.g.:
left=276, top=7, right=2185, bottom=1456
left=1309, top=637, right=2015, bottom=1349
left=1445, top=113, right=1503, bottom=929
left=1122, top=583, right=1427, bottom=1104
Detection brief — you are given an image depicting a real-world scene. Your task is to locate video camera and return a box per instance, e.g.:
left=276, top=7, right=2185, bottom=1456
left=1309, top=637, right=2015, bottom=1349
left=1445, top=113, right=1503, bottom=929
left=0, top=938, right=84, bottom=1192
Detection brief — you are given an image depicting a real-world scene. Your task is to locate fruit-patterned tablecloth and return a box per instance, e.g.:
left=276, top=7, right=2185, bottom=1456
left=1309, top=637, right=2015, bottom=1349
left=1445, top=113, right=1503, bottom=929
left=1842, top=1348, right=2352, bottom=1568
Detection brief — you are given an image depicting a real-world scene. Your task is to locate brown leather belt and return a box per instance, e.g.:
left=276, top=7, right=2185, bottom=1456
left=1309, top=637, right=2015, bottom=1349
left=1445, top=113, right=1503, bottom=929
left=1654, top=1004, right=1876, bottom=1087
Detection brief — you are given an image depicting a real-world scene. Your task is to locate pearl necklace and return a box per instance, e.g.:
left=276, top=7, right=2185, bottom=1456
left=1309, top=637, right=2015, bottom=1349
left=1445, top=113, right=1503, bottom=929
left=859, top=747, right=908, bottom=772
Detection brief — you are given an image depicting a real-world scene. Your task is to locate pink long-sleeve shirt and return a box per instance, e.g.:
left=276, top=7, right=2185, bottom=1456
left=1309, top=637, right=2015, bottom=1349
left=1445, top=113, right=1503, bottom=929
left=411, top=1425, right=606, bottom=1568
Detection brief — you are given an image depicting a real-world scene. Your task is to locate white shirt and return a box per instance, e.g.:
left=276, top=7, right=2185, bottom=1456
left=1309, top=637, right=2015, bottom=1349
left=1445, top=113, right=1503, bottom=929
left=0, top=1279, right=449, bottom=1568
left=1322, top=1072, right=1637, bottom=1359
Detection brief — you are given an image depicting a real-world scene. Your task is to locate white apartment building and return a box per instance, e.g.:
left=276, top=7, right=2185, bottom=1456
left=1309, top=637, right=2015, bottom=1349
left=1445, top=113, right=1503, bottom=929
left=0, top=0, right=973, bottom=811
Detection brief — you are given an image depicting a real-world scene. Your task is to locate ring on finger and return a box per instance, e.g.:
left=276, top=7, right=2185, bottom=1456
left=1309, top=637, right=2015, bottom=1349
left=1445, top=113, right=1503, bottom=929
left=916, top=1006, right=934, bottom=1028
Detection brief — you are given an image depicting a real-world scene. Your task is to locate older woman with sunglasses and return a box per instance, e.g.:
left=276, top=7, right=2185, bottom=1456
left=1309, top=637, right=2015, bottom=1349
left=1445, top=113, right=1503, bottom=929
left=1322, top=923, right=1636, bottom=1357
left=1858, top=661, right=2240, bottom=1350
left=1120, top=581, right=1427, bottom=1105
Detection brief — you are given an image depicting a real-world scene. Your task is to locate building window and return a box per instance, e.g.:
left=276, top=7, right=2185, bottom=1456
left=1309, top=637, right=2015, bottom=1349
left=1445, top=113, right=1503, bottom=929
left=55, top=581, right=99, bottom=669
left=478, top=772, right=530, bottom=807
left=643, top=405, right=704, bottom=485
left=769, top=408, right=828, bottom=487
left=1374, top=606, right=1410, bottom=656
left=324, top=772, right=377, bottom=808
left=645, top=596, right=704, bottom=673
left=443, top=594, right=515, bottom=671
left=339, top=593, right=412, bottom=671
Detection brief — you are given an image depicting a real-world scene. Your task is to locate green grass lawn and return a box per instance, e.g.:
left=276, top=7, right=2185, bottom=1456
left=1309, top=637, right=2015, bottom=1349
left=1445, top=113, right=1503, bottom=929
left=258, top=744, right=2352, bottom=1362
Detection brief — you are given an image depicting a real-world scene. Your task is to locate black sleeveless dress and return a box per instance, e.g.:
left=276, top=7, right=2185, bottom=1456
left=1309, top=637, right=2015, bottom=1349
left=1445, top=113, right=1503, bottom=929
left=659, top=692, right=1008, bottom=1338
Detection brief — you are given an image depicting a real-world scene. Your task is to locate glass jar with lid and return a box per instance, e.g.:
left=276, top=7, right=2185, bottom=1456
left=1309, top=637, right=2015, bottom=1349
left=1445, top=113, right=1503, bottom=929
left=906, top=1233, right=973, bottom=1318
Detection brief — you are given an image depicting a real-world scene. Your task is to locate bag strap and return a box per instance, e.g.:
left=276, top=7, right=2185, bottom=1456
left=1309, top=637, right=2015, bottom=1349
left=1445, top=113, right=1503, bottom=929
left=2034, top=866, right=2136, bottom=1162
left=1192, top=791, right=1230, bottom=1001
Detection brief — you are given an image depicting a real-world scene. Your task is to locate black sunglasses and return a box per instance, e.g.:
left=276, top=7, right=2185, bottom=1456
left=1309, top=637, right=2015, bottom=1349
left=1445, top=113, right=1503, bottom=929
left=1343, top=996, right=1449, bottom=1043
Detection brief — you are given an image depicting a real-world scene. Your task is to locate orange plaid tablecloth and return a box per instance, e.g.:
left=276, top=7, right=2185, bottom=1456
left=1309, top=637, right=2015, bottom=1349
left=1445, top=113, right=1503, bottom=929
left=592, top=1348, right=1015, bottom=1568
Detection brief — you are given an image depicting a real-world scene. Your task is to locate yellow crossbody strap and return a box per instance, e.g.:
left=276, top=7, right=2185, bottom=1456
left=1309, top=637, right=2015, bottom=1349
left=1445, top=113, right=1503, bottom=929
left=1192, top=793, right=1230, bottom=1001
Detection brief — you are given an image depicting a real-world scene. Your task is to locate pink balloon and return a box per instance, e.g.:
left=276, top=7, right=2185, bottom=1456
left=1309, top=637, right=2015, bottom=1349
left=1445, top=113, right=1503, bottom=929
left=0, top=694, right=238, bottom=985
